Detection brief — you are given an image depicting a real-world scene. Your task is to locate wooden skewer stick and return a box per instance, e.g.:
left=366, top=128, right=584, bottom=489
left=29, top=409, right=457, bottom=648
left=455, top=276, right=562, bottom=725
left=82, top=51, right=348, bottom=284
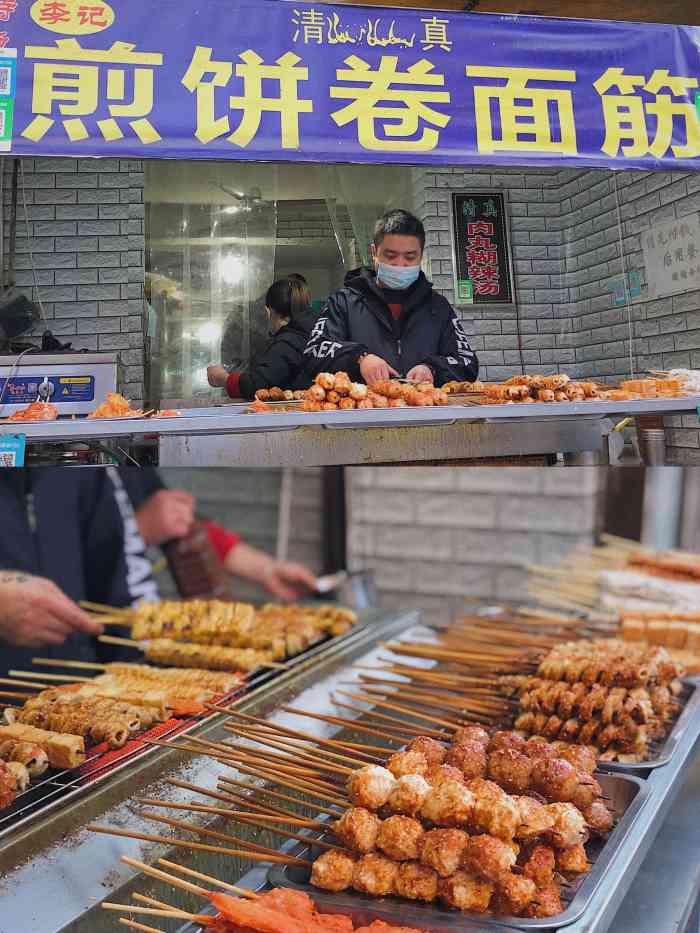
left=33, top=657, right=108, bottom=670
left=136, top=798, right=339, bottom=850
left=165, top=778, right=323, bottom=826
left=121, top=855, right=208, bottom=897
left=329, top=700, right=449, bottom=739
left=9, top=670, right=92, bottom=684
left=335, top=688, right=461, bottom=730
left=237, top=722, right=387, bottom=759
left=216, top=775, right=340, bottom=817
left=80, top=600, right=132, bottom=615
left=212, top=705, right=392, bottom=755
left=99, top=635, right=142, bottom=648
left=0, top=690, right=35, bottom=700
left=101, top=904, right=206, bottom=922
left=157, top=858, right=258, bottom=899
left=220, top=732, right=353, bottom=776
left=228, top=722, right=377, bottom=767
left=118, top=919, right=165, bottom=933
left=0, top=676, right=44, bottom=690
left=132, top=893, right=188, bottom=912
left=88, top=824, right=309, bottom=865
left=139, top=795, right=322, bottom=829
left=222, top=760, right=348, bottom=807
left=138, top=809, right=313, bottom=864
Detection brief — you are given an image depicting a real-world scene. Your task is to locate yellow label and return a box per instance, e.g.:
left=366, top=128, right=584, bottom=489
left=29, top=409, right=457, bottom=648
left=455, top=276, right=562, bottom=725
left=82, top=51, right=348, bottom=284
left=60, top=376, right=91, bottom=383
left=31, top=0, right=115, bottom=36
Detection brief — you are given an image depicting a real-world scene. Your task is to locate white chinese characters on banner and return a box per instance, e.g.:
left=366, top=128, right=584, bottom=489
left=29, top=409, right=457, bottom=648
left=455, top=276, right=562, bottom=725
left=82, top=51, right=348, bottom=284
left=642, top=213, right=700, bottom=299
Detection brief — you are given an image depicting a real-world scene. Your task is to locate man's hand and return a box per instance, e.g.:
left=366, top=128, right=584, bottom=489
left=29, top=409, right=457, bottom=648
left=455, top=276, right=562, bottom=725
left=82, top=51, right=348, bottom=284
left=207, top=365, right=229, bottom=389
left=0, top=572, right=104, bottom=647
left=135, top=489, right=195, bottom=546
left=359, top=354, right=399, bottom=385
left=406, top=364, right=434, bottom=384
left=262, top=560, right=318, bottom=602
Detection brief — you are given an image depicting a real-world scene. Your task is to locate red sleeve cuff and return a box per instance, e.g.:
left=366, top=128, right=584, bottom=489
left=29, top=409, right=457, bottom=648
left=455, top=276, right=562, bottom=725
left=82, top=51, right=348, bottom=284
left=203, top=520, right=241, bottom=561
left=225, top=372, right=242, bottom=398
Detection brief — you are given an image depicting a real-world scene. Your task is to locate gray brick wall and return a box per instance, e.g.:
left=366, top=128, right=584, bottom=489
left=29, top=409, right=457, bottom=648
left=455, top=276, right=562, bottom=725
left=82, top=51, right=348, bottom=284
left=347, top=467, right=600, bottom=626
left=7, top=156, right=146, bottom=404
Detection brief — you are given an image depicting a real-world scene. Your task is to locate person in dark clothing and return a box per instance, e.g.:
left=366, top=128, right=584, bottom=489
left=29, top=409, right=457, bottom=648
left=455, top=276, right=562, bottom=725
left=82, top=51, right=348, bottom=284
left=207, top=275, right=318, bottom=399
left=0, top=468, right=159, bottom=677
left=302, top=210, right=479, bottom=387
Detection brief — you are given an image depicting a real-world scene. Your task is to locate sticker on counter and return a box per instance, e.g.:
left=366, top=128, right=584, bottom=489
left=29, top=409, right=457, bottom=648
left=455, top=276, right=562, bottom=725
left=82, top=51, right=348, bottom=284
left=0, top=434, right=26, bottom=467
left=0, top=374, right=95, bottom=404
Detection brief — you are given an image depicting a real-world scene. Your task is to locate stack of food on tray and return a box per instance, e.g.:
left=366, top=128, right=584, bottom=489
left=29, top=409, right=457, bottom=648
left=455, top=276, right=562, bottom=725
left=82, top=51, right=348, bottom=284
left=443, top=373, right=691, bottom=405
left=311, top=727, right=613, bottom=920
left=501, top=638, right=684, bottom=763
left=250, top=373, right=450, bottom=413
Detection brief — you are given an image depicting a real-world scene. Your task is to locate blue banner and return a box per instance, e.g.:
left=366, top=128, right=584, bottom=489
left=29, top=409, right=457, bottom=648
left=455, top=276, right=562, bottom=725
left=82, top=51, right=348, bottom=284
left=3, top=0, right=700, bottom=170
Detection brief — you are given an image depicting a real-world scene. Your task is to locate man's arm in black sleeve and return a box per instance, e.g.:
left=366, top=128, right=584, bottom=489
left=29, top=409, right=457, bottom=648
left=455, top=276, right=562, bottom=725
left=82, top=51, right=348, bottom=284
left=422, top=304, right=479, bottom=385
left=302, top=294, right=368, bottom=381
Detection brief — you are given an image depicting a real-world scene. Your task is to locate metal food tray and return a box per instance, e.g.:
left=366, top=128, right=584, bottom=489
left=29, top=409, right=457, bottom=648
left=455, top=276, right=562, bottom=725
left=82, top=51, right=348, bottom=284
left=265, top=773, right=648, bottom=931
left=0, top=609, right=377, bottom=845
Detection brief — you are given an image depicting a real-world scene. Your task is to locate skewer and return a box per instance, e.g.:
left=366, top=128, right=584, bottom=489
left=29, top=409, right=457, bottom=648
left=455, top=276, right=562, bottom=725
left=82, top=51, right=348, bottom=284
left=136, top=799, right=340, bottom=850
left=80, top=600, right=132, bottom=615
left=137, top=809, right=314, bottom=865
left=101, top=904, right=206, bottom=922
left=334, top=689, right=462, bottom=730
left=118, top=919, right=165, bottom=933
left=222, top=760, right=348, bottom=807
left=138, top=795, right=322, bottom=829
left=227, top=722, right=379, bottom=767
left=88, top=823, right=310, bottom=864
left=329, top=700, right=449, bottom=738
left=0, top=676, right=44, bottom=690
left=121, top=855, right=208, bottom=897
left=157, top=858, right=258, bottom=899
left=9, top=670, right=91, bottom=684
left=33, top=657, right=108, bottom=670
left=215, top=775, right=340, bottom=817
left=165, top=778, right=323, bottom=826
left=220, top=732, right=353, bottom=776
left=0, top=690, right=35, bottom=700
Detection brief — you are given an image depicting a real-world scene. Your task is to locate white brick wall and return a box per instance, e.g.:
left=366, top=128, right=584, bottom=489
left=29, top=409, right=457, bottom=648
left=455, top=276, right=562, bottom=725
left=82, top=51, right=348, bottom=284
left=347, top=467, right=600, bottom=626
left=8, top=156, right=146, bottom=402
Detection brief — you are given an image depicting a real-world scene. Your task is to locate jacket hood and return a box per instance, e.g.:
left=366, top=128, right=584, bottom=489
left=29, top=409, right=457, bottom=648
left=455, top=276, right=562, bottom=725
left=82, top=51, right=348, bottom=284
left=283, top=305, right=318, bottom=338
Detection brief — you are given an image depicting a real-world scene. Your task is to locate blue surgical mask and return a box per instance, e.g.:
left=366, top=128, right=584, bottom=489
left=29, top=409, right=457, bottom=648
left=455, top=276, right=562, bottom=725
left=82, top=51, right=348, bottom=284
left=377, top=262, right=421, bottom=290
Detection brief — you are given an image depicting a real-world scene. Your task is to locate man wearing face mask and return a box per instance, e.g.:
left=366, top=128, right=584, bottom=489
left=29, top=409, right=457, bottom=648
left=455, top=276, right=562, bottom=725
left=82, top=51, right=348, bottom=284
left=303, top=210, right=479, bottom=387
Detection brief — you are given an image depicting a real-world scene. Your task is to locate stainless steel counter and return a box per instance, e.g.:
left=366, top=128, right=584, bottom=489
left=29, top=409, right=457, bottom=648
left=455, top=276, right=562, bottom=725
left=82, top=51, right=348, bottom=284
left=2, top=394, right=697, bottom=465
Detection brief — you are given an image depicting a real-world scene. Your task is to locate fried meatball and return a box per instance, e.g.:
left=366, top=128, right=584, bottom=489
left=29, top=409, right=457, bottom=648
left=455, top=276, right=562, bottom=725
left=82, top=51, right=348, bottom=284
left=487, top=731, right=526, bottom=755
left=557, top=744, right=597, bottom=774
left=513, top=796, right=555, bottom=840
left=546, top=802, right=588, bottom=849
left=350, top=383, right=368, bottom=401
left=394, top=861, right=439, bottom=902
left=311, top=848, right=356, bottom=892
left=571, top=774, right=602, bottom=811
left=407, top=736, right=446, bottom=768
left=557, top=843, right=589, bottom=874
left=581, top=799, right=614, bottom=836
left=524, top=882, right=563, bottom=918
left=420, top=780, right=475, bottom=827
left=463, top=834, right=517, bottom=883
left=386, top=749, right=429, bottom=779
left=307, top=384, right=326, bottom=402
left=352, top=853, right=399, bottom=896
left=521, top=844, right=556, bottom=889
left=453, top=725, right=490, bottom=748
left=445, top=741, right=487, bottom=780
left=487, top=748, right=534, bottom=795
left=437, top=871, right=493, bottom=913
left=419, top=828, right=469, bottom=878
left=387, top=774, right=431, bottom=816
left=334, top=807, right=381, bottom=854
left=473, top=792, right=519, bottom=841
left=466, top=777, right=506, bottom=803
left=531, top=757, right=579, bottom=803
left=348, top=765, right=397, bottom=810
left=497, top=873, right=537, bottom=916
left=376, top=815, right=424, bottom=861
left=317, top=373, right=336, bottom=390
left=524, top=736, right=559, bottom=761
left=426, top=764, right=464, bottom=787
